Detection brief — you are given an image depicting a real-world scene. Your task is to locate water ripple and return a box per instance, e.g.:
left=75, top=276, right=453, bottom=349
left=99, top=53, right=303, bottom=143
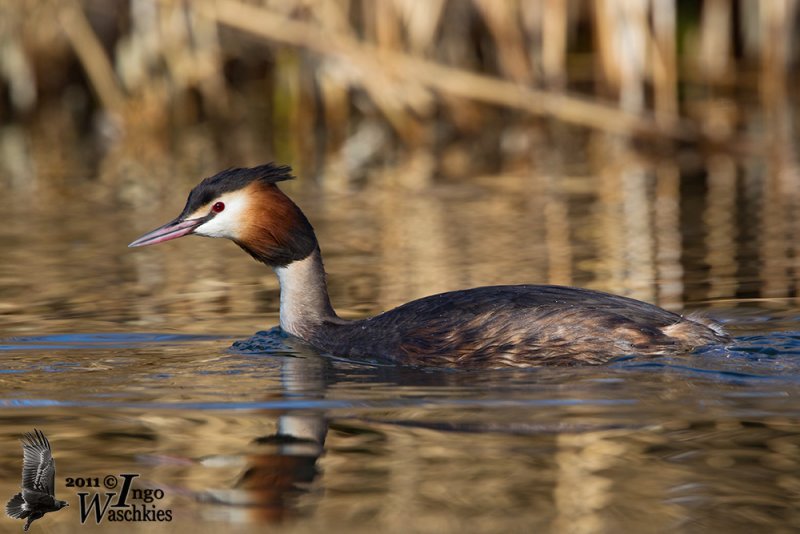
left=0, top=332, right=227, bottom=351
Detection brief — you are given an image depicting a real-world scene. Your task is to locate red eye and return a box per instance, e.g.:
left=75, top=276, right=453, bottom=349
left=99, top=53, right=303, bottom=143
left=212, top=202, right=225, bottom=213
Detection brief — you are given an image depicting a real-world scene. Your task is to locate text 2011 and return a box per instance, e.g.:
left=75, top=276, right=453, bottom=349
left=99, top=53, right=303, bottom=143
left=65, top=477, right=101, bottom=488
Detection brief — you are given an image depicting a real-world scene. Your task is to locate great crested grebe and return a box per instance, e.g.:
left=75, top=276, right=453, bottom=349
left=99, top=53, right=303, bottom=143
left=129, top=163, right=729, bottom=368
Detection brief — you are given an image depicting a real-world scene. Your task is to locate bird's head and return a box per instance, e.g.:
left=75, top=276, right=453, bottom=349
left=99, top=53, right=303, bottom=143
left=128, top=163, right=318, bottom=267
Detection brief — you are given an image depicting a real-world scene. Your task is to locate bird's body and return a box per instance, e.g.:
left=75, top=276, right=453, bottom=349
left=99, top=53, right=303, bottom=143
left=130, top=164, right=729, bottom=368
left=5, top=430, right=68, bottom=531
left=307, top=283, right=726, bottom=367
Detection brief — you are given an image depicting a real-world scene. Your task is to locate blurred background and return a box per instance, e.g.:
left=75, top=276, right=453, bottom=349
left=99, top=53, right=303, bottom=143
left=1, top=0, right=799, bottom=331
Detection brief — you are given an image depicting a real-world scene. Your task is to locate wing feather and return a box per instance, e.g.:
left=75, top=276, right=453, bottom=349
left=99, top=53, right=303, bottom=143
left=20, top=429, right=56, bottom=496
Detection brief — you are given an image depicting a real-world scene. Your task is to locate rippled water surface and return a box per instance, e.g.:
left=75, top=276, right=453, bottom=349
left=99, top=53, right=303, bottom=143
left=2, top=164, right=800, bottom=533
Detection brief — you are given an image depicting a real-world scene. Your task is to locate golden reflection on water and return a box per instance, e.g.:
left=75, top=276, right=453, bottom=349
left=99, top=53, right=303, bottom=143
left=2, top=135, right=800, bottom=532
left=9, top=136, right=800, bottom=336
left=1, top=393, right=799, bottom=532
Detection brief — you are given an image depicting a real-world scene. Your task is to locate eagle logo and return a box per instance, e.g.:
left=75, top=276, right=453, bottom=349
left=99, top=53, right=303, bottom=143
left=5, top=430, right=68, bottom=531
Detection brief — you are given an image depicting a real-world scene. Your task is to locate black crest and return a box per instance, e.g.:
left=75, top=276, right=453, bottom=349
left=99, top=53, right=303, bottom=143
left=179, top=163, right=294, bottom=219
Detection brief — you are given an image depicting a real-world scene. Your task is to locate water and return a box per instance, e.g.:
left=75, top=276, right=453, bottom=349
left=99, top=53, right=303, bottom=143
left=2, top=158, right=800, bottom=533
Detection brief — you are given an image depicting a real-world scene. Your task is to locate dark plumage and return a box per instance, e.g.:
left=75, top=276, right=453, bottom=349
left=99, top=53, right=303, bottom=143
left=130, top=163, right=731, bottom=368
left=311, top=285, right=730, bottom=367
left=5, top=430, right=68, bottom=531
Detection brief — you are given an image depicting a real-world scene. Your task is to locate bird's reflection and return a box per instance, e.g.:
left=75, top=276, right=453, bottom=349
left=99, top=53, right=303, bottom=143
left=198, top=328, right=588, bottom=524
left=199, top=328, right=460, bottom=523
left=201, top=333, right=330, bottom=523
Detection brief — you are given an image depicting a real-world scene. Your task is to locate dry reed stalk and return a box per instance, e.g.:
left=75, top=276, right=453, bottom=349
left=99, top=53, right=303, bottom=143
left=367, top=0, right=436, bottom=152
left=395, top=0, right=447, bottom=55
left=594, top=0, right=648, bottom=114
left=651, top=0, right=678, bottom=128
left=276, top=48, right=317, bottom=178
left=319, top=0, right=433, bottom=152
left=541, top=0, right=567, bottom=89
left=374, top=0, right=401, bottom=50
left=0, top=3, right=37, bottom=113
left=592, top=0, right=613, bottom=94
left=759, top=0, right=797, bottom=145
left=57, top=0, right=126, bottom=116
left=698, top=0, right=732, bottom=83
left=474, top=0, right=534, bottom=84
left=317, top=64, right=351, bottom=187
left=315, top=0, right=351, bottom=169
left=203, top=0, right=696, bottom=140
left=170, top=2, right=228, bottom=114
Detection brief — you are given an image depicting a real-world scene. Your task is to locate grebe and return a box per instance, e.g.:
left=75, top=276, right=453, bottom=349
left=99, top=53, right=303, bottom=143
left=129, top=163, right=729, bottom=368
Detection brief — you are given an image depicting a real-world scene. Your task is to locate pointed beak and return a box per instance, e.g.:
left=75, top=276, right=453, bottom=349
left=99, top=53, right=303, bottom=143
left=128, top=217, right=204, bottom=248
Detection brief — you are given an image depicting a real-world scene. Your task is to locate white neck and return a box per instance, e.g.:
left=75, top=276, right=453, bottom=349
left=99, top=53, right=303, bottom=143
left=273, top=248, right=337, bottom=338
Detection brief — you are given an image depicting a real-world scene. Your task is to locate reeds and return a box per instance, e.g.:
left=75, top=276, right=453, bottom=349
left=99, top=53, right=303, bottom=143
left=2, top=1, right=800, bottom=310
left=0, top=0, right=795, bottom=183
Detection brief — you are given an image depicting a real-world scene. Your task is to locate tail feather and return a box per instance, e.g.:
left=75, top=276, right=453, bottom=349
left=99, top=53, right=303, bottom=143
left=661, top=312, right=731, bottom=346
left=686, top=312, right=730, bottom=340
left=5, top=493, right=27, bottom=519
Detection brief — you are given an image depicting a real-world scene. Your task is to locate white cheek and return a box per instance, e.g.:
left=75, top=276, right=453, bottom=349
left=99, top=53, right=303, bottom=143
left=194, top=194, right=248, bottom=239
